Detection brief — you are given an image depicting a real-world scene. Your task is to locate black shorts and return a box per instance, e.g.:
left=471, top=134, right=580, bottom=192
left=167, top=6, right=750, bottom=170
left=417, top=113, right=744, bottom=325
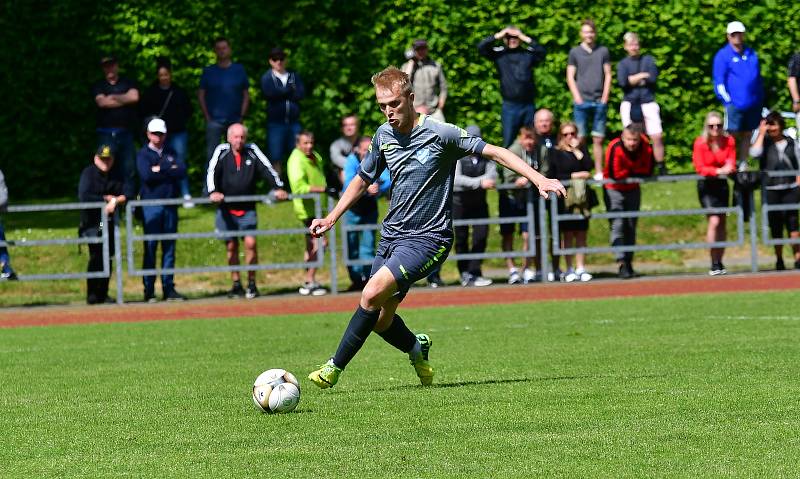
left=766, top=187, right=800, bottom=238
left=498, top=193, right=541, bottom=235
left=555, top=198, right=589, bottom=232
left=697, top=178, right=730, bottom=209
left=370, top=236, right=451, bottom=302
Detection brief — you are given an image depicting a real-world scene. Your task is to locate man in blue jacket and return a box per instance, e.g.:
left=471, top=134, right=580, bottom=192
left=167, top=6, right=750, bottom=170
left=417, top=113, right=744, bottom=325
left=137, top=118, right=187, bottom=302
left=713, top=21, right=763, bottom=166
left=261, top=47, right=305, bottom=175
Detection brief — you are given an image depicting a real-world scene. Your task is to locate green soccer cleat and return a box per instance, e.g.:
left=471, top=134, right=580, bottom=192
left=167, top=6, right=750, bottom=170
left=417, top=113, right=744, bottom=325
left=411, top=333, right=434, bottom=386
left=308, top=359, right=342, bottom=389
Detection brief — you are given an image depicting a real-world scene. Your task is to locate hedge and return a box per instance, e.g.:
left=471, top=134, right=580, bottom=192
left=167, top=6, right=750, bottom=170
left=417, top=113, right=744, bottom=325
left=1, top=0, right=798, bottom=199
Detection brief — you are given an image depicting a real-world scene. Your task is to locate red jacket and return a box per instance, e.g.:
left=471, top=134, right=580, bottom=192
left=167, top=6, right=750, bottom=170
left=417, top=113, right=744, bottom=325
left=692, top=135, right=736, bottom=177
left=603, top=135, right=654, bottom=191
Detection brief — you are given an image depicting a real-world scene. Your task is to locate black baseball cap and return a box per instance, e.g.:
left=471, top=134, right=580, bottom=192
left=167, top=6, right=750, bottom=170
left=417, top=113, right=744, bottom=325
left=96, top=144, right=114, bottom=159
left=269, top=47, right=286, bottom=60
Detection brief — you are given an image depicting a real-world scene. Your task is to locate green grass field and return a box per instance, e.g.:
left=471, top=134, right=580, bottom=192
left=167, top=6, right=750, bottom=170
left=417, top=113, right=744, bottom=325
left=2, top=291, right=799, bottom=477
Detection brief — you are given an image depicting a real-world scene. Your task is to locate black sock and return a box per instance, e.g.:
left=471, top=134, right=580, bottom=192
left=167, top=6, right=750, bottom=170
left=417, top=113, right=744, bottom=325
left=377, top=314, right=417, bottom=353
left=332, top=306, right=380, bottom=369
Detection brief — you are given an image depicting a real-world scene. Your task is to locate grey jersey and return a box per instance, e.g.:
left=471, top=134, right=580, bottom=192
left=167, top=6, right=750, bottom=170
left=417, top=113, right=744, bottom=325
left=359, top=115, right=487, bottom=242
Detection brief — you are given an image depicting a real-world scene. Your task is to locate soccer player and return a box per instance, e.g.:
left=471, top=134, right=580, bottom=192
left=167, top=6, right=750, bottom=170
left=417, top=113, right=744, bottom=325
left=307, top=67, right=565, bottom=389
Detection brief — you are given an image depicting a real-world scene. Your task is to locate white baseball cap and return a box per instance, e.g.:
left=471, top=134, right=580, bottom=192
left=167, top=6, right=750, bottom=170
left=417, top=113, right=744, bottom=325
left=147, top=118, right=167, bottom=134
left=727, top=21, right=746, bottom=35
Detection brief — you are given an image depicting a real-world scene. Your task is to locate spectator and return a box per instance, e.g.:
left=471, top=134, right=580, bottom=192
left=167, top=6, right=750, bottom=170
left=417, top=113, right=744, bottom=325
left=567, top=19, right=612, bottom=177
left=92, top=55, right=139, bottom=198
left=533, top=108, right=562, bottom=280
left=603, top=123, right=654, bottom=279
left=787, top=52, right=800, bottom=126
left=617, top=32, right=665, bottom=168
left=551, top=122, right=594, bottom=282
left=207, top=123, right=287, bottom=299
left=78, top=145, right=126, bottom=304
left=401, top=39, right=448, bottom=121
left=140, top=58, right=194, bottom=207
left=136, top=118, right=188, bottom=302
left=750, top=112, right=800, bottom=270
left=261, top=47, right=305, bottom=174
left=199, top=37, right=250, bottom=169
left=712, top=21, right=763, bottom=167
left=329, top=114, right=360, bottom=191
left=453, top=125, right=496, bottom=287
left=499, top=125, right=545, bottom=284
left=287, top=131, right=329, bottom=296
left=692, top=111, right=736, bottom=276
left=0, top=168, right=17, bottom=281
left=478, top=26, right=546, bottom=147
left=343, top=136, right=391, bottom=291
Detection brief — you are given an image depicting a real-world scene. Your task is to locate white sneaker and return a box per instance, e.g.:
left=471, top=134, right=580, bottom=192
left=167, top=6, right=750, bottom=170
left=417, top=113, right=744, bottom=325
left=508, top=269, right=522, bottom=285
left=547, top=269, right=563, bottom=282
left=575, top=268, right=593, bottom=282
left=563, top=269, right=577, bottom=283
left=311, top=284, right=328, bottom=296
left=299, top=282, right=313, bottom=296
left=522, top=268, right=536, bottom=284
left=182, top=194, right=195, bottom=209
left=473, top=276, right=493, bottom=287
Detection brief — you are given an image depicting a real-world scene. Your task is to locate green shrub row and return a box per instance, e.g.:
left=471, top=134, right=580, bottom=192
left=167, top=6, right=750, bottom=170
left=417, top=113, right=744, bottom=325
left=2, top=0, right=798, bottom=199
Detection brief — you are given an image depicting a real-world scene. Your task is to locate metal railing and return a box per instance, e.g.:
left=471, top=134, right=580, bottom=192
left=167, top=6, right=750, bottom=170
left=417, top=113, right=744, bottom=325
left=760, top=170, right=800, bottom=247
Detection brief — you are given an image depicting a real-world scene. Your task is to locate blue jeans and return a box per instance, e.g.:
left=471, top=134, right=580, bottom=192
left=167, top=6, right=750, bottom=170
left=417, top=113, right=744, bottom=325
left=0, top=219, right=14, bottom=274
left=501, top=101, right=535, bottom=148
left=96, top=129, right=136, bottom=198
left=724, top=104, right=761, bottom=132
left=142, top=205, right=178, bottom=293
left=344, top=209, right=377, bottom=285
left=268, top=121, right=302, bottom=171
left=167, top=131, right=191, bottom=197
left=573, top=102, right=608, bottom=138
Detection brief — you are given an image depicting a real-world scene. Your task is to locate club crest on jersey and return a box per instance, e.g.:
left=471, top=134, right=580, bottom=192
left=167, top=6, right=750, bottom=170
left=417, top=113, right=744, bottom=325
left=415, top=147, right=430, bottom=164
left=246, top=159, right=252, bottom=166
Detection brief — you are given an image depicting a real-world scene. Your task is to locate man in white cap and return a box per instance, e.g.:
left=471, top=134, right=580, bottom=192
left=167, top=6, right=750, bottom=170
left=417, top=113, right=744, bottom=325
left=136, top=117, right=188, bottom=302
left=712, top=21, right=763, bottom=167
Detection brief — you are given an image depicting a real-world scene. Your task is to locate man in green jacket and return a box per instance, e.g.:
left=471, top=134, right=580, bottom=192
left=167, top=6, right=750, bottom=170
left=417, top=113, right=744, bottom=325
left=287, top=131, right=329, bottom=296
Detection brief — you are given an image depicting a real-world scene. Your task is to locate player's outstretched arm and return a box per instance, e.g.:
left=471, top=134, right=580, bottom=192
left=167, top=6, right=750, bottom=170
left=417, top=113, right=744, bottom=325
left=309, top=174, right=369, bottom=237
left=482, top=144, right=566, bottom=199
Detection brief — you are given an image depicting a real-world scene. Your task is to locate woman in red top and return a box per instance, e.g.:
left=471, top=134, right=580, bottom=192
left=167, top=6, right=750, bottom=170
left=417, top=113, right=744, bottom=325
left=692, top=111, right=736, bottom=275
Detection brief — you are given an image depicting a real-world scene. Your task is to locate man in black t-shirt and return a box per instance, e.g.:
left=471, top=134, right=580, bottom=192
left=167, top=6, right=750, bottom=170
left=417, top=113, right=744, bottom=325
left=92, top=55, right=139, bottom=198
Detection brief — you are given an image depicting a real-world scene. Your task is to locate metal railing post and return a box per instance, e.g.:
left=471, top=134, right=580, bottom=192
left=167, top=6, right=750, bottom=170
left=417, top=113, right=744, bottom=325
left=749, top=187, right=759, bottom=272
left=539, top=193, right=550, bottom=282
left=114, top=214, right=123, bottom=304
left=328, top=202, right=338, bottom=295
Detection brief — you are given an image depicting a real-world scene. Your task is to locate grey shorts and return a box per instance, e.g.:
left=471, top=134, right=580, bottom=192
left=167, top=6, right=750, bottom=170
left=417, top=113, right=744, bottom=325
left=370, top=236, right=452, bottom=301
left=215, top=209, right=257, bottom=241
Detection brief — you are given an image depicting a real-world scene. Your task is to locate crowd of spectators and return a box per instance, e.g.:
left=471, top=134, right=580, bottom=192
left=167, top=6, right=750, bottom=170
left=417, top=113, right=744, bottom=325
left=2, top=19, right=799, bottom=302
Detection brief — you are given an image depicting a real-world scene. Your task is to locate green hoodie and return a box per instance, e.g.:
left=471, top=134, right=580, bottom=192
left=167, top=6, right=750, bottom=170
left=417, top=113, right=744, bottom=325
left=287, top=147, right=327, bottom=221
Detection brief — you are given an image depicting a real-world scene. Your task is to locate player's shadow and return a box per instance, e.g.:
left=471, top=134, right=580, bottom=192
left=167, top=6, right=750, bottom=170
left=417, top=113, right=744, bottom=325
left=368, top=373, right=667, bottom=392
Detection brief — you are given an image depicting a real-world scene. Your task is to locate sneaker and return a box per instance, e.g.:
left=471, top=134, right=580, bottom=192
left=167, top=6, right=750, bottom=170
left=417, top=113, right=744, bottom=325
left=427, top=275, right=445, bottom=288
left=245, top=282, right=260, bottom=299
left=298, top=282, right=313, bottom=295
left=547, top=269, right=563, bottom=282
left=308, top=359, right=342, bottom=389
left=575, top=268, right=593, bottom=282
left=508, top=269, right=522, bottom=285
left=0, top=271, right=18, bottom=281
left=411, top=333, right=434, bottom=386
left=776, top=259, right=786, bottom=271
left=460, top=271, right=474, bottom=287
left=709, top=263, right=727, bottom=276
left=472, top=276, right=493, bottom=287
left=618, top=262, right=634, bottom=279
left=563, top=269, right=577, bottom=283
left=144, top=291, right=158, bottom=303
left=522, top=268, right=536, bottom=284
left=164, top=289, right=187, bottom=301
left=227, top=281, right=246, bottom=298
left=310, top=284, right=328, bottom=296
left=182, top=194, right=195, bottom=209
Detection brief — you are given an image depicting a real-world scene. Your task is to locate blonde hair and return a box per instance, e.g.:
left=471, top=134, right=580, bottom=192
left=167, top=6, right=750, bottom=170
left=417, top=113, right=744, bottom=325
left=623, top=32, right=639, bottom=44
left=702, top=111, right=727, bottom=143
left=556, top=121, right=579, bottom=150
left=371, top=66, right=412, bottom=96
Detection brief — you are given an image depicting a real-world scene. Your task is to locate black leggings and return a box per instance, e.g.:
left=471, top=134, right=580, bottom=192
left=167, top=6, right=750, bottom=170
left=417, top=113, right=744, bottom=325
left=766, top=187, right=800, bottom=238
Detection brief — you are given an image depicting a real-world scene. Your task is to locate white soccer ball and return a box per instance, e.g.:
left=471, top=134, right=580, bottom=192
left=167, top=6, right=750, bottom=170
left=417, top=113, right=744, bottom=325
left=252, top=368, right=301, bottom=413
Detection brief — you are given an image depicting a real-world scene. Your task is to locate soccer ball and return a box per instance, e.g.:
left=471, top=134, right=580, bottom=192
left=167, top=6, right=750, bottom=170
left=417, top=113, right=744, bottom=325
left=252, top=368, right=301, bottom=414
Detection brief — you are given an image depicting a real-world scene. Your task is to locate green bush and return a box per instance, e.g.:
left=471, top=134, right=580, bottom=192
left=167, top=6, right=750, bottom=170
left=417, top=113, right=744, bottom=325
left=2, top=0, right=798, bottom=200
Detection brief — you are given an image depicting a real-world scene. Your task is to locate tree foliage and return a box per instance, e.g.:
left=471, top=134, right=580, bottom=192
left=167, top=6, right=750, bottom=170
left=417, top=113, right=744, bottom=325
left=2, top=0, right=798, bottom=199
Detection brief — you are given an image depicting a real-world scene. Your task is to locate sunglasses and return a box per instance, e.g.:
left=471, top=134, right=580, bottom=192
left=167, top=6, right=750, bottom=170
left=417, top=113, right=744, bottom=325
left=707, top=123, right=722, bottom=129
left=562, top=130, right=577, bottom=136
